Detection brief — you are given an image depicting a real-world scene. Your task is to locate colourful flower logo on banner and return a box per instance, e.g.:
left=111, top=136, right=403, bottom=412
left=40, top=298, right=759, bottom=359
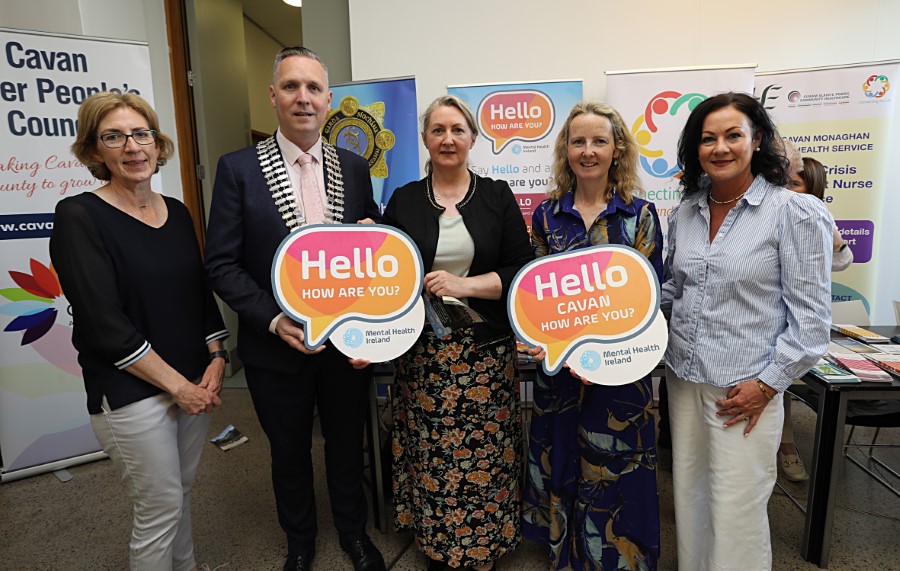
left=477, top=90, right=555, bottom=154
left=631, top=91, right=706, bottom=178
left=272, top=225, right=423, bottom=349
left=508, top=245, right=662, bottom=378
left=862, top=74, right=890, bottom=99
left=1, top=259, right=62, bottom=345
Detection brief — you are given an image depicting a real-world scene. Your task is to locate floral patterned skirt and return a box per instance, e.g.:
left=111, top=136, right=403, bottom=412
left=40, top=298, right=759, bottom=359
left=392, top=328, right=522, bottom=568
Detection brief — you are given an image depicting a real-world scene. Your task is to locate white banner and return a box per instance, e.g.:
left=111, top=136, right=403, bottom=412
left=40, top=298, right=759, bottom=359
left=0, top=29, right=155, bottom=475
left=606, top=65, right=757, bottom=252
left=755, top=63, right=899, bottom=315
left=447, top=80, right=583, bottom=233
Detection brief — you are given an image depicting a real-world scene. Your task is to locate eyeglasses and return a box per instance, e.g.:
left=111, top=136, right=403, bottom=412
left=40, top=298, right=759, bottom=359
left=97, top=129, right=157, bottom=149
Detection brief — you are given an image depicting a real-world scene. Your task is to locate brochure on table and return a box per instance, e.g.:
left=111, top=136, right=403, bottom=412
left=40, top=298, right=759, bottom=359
left=508, top=244, right=667, bottom=385
left=271, top=224, right=424, bottom=361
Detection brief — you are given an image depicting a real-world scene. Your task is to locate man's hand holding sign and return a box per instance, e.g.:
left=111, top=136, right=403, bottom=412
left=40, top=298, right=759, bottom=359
left=509, top=244, right=667, bottom=385
left=272, top=224, right=425, bottom=362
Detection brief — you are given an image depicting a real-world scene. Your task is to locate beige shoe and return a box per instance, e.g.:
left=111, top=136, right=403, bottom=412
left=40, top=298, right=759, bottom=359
left=779, top=451, right=809, bottom=482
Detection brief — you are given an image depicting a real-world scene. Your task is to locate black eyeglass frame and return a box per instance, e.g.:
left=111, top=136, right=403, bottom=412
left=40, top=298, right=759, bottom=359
left=97, top=129, right=158, bottom=149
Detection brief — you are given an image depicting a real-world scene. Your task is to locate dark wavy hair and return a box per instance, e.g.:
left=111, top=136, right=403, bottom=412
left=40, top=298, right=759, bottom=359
left=676, top=92, right=789, bottom=193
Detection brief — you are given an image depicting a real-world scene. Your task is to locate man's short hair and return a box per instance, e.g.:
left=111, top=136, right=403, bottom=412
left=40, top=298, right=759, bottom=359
left=272, top=46, right=328, bottom=85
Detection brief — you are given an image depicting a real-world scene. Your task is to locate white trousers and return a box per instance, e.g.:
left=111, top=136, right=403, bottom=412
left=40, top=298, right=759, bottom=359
left=666, top=369, right=783, bottom=571
left=92, top=392, right=210, bottom=571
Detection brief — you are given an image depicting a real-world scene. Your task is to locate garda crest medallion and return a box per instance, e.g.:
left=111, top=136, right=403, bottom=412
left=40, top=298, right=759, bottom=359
left=322, top=96, right=395, bottom=178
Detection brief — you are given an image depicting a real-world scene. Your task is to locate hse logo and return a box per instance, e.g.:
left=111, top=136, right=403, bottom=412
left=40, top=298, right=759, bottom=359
left=788, top=91, right=801, bottom=103
left=632, top=91, right=707, bottom=178
left=478, top=90, right=554, bottom=154
left=1, top=258, right=64, bottom=345
left=757, top=84, right=782, bottom=110
left=862, top=74, right=890, bottom=99
left=272, top=225, right=423, bottom=349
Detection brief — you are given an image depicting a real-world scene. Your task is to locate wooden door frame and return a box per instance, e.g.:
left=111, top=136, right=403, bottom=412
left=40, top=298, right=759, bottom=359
left=164, top=0, right=206, bottom=247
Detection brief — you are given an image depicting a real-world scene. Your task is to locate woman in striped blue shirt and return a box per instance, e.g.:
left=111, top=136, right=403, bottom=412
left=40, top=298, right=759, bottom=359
left=661, top=92, right=832, bottom=570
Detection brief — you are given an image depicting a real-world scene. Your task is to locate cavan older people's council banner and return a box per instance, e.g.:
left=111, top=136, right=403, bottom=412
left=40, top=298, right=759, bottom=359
left=0, top=29, right=154, bottom=480
left=606, top=65, right=756, bottom=253
left=448, top=80, right=583, bottom=233
left=755, top=62, right=899, bottom=318
left=323, top=77, right=419, bottom=213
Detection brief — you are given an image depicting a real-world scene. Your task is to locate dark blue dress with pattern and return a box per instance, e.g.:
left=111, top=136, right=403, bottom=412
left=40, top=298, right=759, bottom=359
left=522, top=190, right=664, bottom=571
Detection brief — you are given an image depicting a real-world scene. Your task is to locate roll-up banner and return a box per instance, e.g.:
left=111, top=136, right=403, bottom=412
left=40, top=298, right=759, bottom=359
left=447, top=80, right=583, bottom=233
left=755, top=62, right=899, bottom=315
left=324, top=77, right=420, bottom=213
left=0, top=29, right=155, bottom=480
left=606, top=65, right=757, bottom=253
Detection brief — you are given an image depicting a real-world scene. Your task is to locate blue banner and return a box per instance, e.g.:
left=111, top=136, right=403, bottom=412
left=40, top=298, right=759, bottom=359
left=324, top=77, right=420, bottom=212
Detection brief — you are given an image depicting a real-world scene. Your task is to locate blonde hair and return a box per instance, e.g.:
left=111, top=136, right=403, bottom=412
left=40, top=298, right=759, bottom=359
left=548, top=101, right=643, bottom=202
left=420, top=95, right=478, bottom=175
left=71, top=92, right=173, bottom=181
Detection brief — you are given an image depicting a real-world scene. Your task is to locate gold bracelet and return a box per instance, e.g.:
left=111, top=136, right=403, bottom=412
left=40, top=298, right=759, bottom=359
left=757, top=380, right=774, bottom=400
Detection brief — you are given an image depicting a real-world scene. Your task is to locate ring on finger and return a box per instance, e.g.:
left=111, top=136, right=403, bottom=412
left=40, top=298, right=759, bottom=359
left=739, top=412, right=747, bottom=421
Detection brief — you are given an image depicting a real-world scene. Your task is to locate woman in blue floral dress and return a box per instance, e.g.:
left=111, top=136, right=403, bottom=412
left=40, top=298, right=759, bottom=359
left=522, top=101, right=664, bottom=570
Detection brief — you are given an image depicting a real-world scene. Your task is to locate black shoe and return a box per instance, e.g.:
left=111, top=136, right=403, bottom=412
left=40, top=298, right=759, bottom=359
left=339, top=535, right=386, bottom=571
left=283, top=546, right=315, bottom=571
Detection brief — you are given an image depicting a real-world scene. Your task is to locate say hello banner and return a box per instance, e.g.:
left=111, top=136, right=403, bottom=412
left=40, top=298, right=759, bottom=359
left=605, top=65, right=757, bottom=254
left=271, top=225, right=425, bottom=360
left=0, top=29, right=155, bottom=476
left=755, top=62, right=899, bottom=315
left=447, top=80, right=583, bottom=233
left=509, top=245, right=667, bottom=385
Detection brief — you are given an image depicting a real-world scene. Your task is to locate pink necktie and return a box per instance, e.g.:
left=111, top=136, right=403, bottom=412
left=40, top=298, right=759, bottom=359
left=297, top=153, right=324, bottom=224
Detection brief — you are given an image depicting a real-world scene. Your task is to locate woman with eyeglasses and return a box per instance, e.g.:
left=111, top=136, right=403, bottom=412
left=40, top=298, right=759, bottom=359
left=50, top=92, right=228, bottom=571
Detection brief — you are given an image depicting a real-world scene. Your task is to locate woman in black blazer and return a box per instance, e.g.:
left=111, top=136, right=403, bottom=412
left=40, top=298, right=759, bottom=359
left=382, top=95, right=533, bottom=571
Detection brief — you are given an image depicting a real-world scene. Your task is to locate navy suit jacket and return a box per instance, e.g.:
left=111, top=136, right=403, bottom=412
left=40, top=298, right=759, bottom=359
left=205, top=141, right=380, bottom=373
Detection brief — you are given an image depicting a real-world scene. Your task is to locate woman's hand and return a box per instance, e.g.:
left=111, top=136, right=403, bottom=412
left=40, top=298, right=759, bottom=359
left=199, top=357, right=226, bottom=396
left=528, top=347, right=592, bottom=385
left=424, top=270, right=471, bottom=299
left=349, top=358, right=371, bottom=370
left=716, top=379, right=775, bottom=435
left=831, top=226, right=845, bottom=251
left=172, top=380, right=221, bottom=415
left=357, top=218, right=376, bottom=225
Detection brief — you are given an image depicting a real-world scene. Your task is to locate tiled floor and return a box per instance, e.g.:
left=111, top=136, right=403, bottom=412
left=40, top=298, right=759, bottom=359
left=2, top=375, right=898, bottom=570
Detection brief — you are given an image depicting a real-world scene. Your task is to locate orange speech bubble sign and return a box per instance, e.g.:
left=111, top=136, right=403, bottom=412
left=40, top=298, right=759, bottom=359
left=508, top=245, right=659, bottom=374
left=272, top=225, right=423, bottom=349
left=477, top=90, right=555, bottom=153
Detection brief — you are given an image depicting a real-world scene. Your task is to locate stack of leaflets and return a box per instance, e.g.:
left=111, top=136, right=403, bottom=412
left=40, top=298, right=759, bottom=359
left=831, top=324, right=891, bottom=343
left=210, top=424, right=249, bottom=451
left=864, top=354, right=900, bottom=377
left=874, top=344, right=900, bottom=355
left=826, top=353, right=893, bottom=382
left=830, top=337, right=883, bottom=354
left=808, top=359, right=860, bottom=383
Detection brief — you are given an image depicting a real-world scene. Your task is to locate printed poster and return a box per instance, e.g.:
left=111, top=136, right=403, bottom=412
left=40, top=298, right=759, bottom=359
left=323, top=77, right=420, bottom=213
left=448, top=80, right=583, bottom=233
left=0, top=29, right=155, bottom=476
left=755, top=63, right=899, bottom=314
left=606, top=65, right=756, bottom=253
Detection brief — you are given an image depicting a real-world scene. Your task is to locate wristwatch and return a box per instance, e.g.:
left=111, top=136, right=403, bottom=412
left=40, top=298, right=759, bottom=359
left=208, top=349, right=229, bottom=363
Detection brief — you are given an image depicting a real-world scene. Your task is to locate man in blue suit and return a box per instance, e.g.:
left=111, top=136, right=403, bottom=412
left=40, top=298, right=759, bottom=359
left=205, top=47, right=384, bottom=571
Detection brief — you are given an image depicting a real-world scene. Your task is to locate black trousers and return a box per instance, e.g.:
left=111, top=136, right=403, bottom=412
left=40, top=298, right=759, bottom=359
left=245, top=345, right=370, bottom=555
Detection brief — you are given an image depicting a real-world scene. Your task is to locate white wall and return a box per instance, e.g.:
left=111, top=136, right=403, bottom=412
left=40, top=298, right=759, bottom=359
left=0, top=0, right=182, bottom=200
left=244, top=17, right=281, bottom=136
left=348, top=0, right=900, bottom=324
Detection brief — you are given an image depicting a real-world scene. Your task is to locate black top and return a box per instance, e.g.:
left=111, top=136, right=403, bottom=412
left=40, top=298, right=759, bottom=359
left=50, top=192, right=228, bottom=414
left=382, top=173, right=534, bottom=345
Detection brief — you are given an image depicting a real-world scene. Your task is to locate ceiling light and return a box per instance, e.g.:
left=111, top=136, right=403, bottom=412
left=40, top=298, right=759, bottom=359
left=283, top=0, right=302, bottom=6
